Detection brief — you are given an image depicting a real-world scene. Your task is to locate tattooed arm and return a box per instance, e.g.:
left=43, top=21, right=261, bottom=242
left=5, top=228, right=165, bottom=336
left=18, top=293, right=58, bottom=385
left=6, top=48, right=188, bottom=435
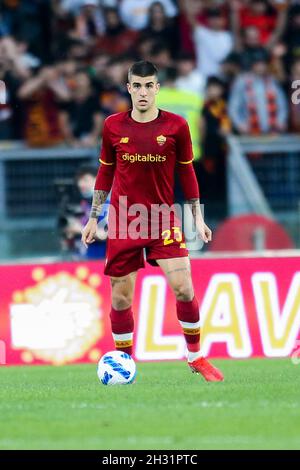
left=177, top=164, right=212, bottom=244
left=81, top=190, right=109, bottom=248
left=188, top=198, right=212, bottom=244
left=90, top=190, right=109, bottom=219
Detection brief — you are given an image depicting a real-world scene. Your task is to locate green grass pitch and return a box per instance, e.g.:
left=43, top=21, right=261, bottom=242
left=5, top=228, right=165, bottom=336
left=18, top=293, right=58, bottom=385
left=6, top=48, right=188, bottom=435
left=0, top=358, right=299, bottom=450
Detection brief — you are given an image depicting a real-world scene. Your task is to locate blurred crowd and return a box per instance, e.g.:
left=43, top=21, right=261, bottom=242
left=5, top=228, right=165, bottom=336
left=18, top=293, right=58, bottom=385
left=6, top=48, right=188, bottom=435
left=1, top=0, right=300, bottom=257
left=1, top=0, right=300, bottom=148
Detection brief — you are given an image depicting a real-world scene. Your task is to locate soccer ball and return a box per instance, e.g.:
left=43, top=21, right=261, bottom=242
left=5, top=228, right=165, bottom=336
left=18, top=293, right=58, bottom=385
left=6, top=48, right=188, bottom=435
left=97, top=351, right=136, bottom=386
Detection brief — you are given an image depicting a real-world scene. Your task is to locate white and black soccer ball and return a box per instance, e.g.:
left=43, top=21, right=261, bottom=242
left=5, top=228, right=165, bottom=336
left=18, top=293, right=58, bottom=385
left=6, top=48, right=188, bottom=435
left=97, top=351, right=136, bottom=385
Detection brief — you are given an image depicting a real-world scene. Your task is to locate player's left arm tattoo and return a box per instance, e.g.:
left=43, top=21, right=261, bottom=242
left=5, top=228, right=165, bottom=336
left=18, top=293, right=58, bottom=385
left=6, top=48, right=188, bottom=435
left=90, top=190, right=109, bottom=219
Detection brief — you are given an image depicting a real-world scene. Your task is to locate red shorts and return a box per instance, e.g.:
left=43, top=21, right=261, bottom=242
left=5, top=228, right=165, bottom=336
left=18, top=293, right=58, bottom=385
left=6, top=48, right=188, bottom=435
left=104, top=229, right=189, bottom=277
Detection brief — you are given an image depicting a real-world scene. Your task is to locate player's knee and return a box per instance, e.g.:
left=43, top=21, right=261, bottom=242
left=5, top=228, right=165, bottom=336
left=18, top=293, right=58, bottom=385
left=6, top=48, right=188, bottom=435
left=112, top=294, right=132, bottom=311
left=173, top=282, right=194, bottom=302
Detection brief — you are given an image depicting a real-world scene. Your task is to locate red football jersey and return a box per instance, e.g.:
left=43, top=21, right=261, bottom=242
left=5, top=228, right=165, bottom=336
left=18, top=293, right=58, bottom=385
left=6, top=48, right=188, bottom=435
left=99, top=109, right=195, bottom=236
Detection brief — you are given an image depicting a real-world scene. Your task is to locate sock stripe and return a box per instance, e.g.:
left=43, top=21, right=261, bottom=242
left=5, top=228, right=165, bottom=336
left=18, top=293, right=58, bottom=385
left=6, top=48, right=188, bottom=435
left=183, top=327, right=201, bottom=336
left=179, top=320, right=201, bottom=329
left=112, top=333, right=133, bottom=341
left=115, top=339, right=133, bottom=348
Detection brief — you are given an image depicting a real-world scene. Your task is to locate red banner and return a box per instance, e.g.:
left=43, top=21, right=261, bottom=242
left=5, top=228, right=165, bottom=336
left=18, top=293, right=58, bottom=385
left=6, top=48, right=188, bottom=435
left=0, top=257, right=300, bottom=365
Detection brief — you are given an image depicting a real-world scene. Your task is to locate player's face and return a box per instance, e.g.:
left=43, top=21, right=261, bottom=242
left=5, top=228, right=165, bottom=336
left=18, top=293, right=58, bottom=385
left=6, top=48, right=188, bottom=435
left=127, top=75, right=160, bottom=112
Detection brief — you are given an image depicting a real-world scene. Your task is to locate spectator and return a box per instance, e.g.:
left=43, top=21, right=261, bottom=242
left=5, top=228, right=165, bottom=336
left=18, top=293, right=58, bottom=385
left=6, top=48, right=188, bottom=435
left=175, top=51, right=206, bottom=95
left=150, top=41, right=173, bottom=80
left=231, top=0, right=288, bottom=49
left=65, top=38, right=90, bottom=66
left=90, top=52, right=110, bottom=84
left=56, top=59, right=78, bottom=90
left=156, top=66, right=203, bottom=162
left=58, top=0, right=117, bottom=16
left=99, top=58, right=131, bottom=115
left=0, top=35, right=33, bottom=80
left=135, top=34, right=155, bottom=61
left=95, top=7, right=138, bottom=56
left=0, top=0, right=296, bottom=141
left=13, top=35, right=41, bottom=73
left=228, top=48, right=288, bottom=135
left=119, top=0, right=177, bottom=31
left=59, top=70, right=103, bottom=147
left=141, top=1, right=179, bottom=57
left=199, top=76, right=230, bottom=219
left=74, top=0, right=105, bottom=44
left=188, top=7, right=233, bottom=80
left=0, top=59, right=13, bottom=140
left=237, top=25, right=287, bottom=82
left=239, top=26, right=267, bottom=70
left=18, top=65, right=71, bottom=147
left=177, top=0, right=206, bottom=56
left=58, top=164, right=109, bottom=259
left=0, top=36, right=31, bottom=140
left=1, top=0, right=53, bottom=63
left=220, top=51, right=242, bottom=92
left=51, top=7, right=78, bottom=61
left=269, top=41, right=288, bottom=83
left=59, top=0, right=97, bottom=15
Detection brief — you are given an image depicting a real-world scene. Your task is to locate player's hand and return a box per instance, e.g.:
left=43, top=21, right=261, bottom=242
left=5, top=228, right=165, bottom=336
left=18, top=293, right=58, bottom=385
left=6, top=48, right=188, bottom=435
left=81, top=218, right=98, bottom=248
left=197, top=221, right=212, bottom=244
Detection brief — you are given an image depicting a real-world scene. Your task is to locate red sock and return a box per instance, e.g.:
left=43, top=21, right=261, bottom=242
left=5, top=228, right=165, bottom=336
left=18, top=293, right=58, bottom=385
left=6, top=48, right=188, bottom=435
left=176, top=296, right=200, bottom=353
left=110, top=306, right=134, bottom=356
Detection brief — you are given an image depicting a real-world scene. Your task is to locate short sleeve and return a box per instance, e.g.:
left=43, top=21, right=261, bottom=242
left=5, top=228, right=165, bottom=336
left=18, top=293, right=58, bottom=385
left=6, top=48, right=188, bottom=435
left=99, top=119, right=115, bottom=166
left=176, top=120, right=194, bottom=164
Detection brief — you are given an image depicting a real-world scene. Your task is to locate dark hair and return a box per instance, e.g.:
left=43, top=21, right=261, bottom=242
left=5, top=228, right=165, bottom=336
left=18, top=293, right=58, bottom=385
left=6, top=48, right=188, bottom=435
left=250, top=48, right=270, bottom=65
left=206, top=76, right=226, bottom=89
left=207, top=8, right=223, bottom=18
left=148, top=1, right=166, bottom=22
left=164, top=66, right=178, bottom=82
left=128, top=60, right=158, bottom=81
left=177, top=51, right=195, bottom=62
left=75, top=164, right=98, bottom=181
left=103, top=6, right=119, bottom=16
left=150, top=41, right=169, bottom=57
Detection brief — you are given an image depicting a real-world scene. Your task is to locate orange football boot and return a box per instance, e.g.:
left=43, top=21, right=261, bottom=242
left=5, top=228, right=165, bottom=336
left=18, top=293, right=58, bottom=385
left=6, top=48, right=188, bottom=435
left=188, top=357, right=224, bottom=382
